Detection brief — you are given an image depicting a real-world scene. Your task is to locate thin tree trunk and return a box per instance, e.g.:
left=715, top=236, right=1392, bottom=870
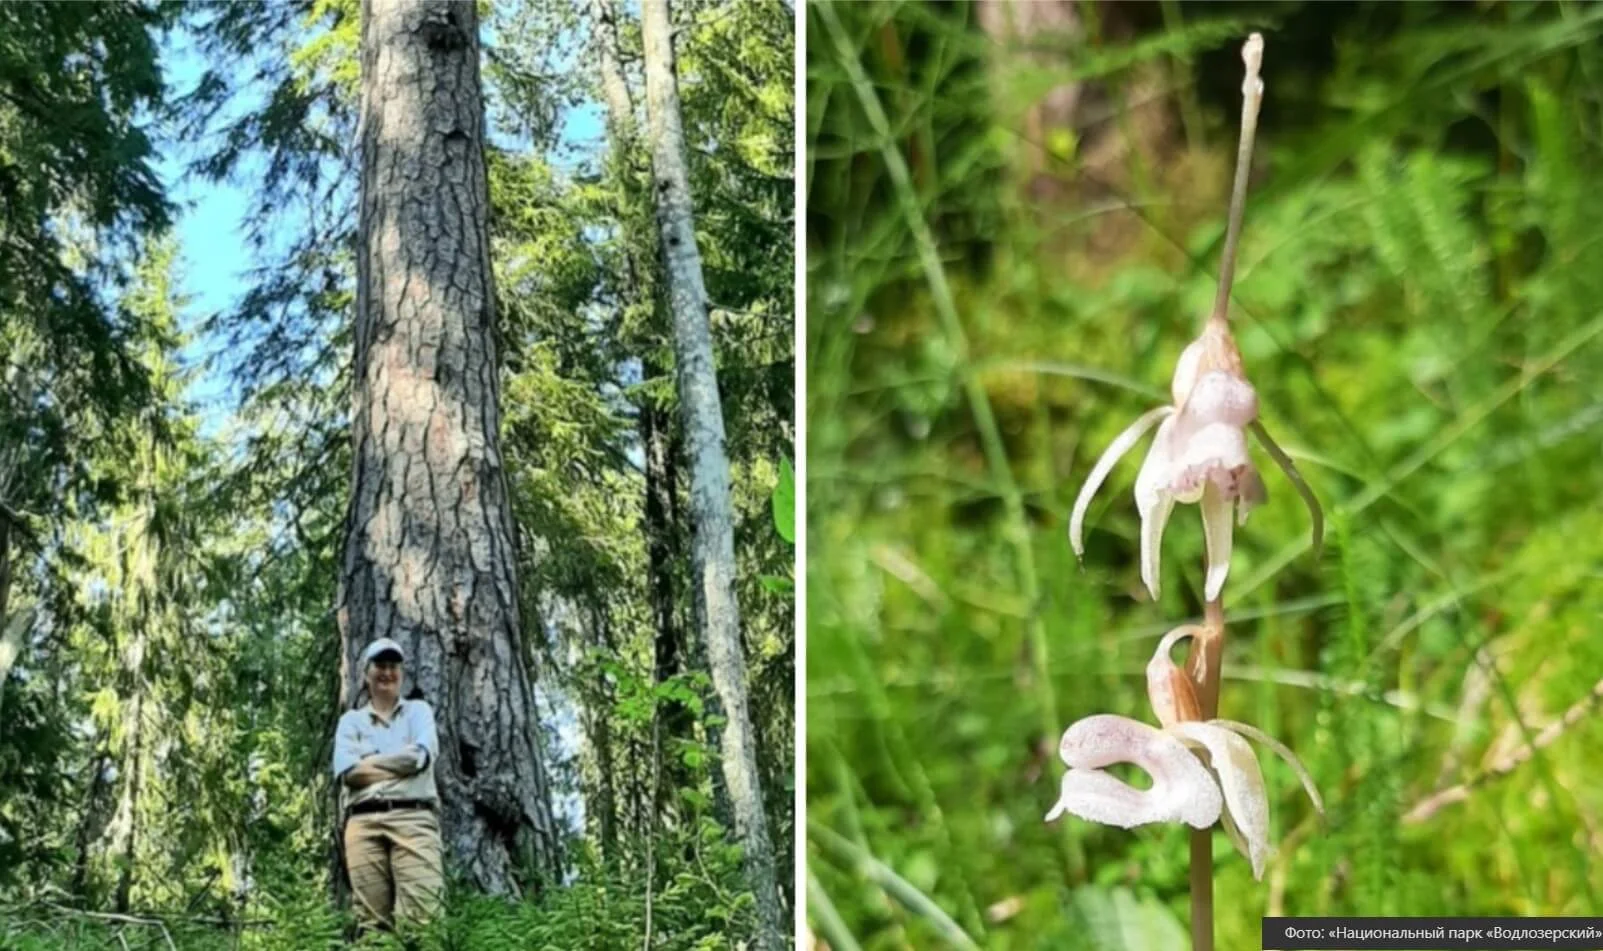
left=110, top=623, right=148, bottom=914
left=644, top=380, right=689, bottom=756
left=588, top=602, right=619, bottom=862
left=646, top=397, right=700, bottom=814
left=112, top=688, right=144, bottom=913
left=639, top=1, right=785, bottom=946
left=592, top=0, right=693, bottom=807
left=342, top=0, right=559, bottom=893
left=589, top=704, right=618, bottom=861
left=72, top=751, right=113, bottom=900
left=0, top=518, right=17, bottom=722
left=0, top=517, right=11, bottom=630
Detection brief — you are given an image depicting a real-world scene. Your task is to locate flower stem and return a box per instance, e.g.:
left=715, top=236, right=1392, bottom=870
left=1210, top=33, right=1265, bottom=328
left=1191, top=596, right=1227, bottom=950
left=1195, top=41, right=1263, bottom=950
left=1190, top=827, right=1214, bottom=951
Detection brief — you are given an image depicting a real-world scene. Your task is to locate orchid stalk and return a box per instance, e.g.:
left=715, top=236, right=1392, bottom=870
left=1051, top=34, right=1326, bottom=951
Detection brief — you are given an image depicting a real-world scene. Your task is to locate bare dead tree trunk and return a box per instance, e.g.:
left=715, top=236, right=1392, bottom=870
left=593, top=0, right=694, bottom=811
left=342, top=0, right=560, bottom=894
left=639, top=1, right=785, bottom=946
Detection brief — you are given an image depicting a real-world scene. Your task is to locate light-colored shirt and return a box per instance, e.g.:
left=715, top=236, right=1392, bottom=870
left=333, top=697, right=440, bottom=807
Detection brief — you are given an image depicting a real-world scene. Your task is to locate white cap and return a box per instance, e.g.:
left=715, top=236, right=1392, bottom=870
left=361, top=638, right=406, bottom=666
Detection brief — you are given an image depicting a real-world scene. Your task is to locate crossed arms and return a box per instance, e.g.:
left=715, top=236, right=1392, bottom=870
left=333, top=702, right=439, bottom=789
left=343, top=747, right=430, bottom=789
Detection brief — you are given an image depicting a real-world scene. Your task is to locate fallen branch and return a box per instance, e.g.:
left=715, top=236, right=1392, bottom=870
left=6, top=901, right=280, bottom=935
left=39, top=903, right=178, bottom=951
left=1404, top=674, right=1603, bottom=824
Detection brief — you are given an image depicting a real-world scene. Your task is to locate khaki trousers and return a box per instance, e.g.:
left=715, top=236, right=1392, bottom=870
left=343, top=807, right=444, bottom=930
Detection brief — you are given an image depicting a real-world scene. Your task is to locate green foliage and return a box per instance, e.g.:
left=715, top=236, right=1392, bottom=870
left=774, top=458, right=797, bottom=545
left=0, top=0, right=172, bottom=376
left=3, top=819, right=758, bottom=951
left=808, top=0, right=1603, bottom=946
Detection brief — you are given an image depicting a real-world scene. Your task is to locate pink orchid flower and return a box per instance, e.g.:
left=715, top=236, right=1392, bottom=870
left=1068, top=322, right=1323, bottom=602
left=1046, top=626, right=1323, bottom=879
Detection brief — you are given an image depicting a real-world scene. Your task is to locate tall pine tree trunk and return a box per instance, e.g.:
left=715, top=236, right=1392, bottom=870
left=341, top=0, right=559, bottom=894
left=639, top=1, right=785, bottom=945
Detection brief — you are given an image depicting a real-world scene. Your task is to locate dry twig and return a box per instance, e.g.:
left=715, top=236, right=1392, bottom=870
left=1404, top=674, right=1603, bottom=824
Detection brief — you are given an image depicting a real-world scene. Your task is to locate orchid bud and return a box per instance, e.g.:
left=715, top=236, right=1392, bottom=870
left=1146, top=626, right=1204, bottom=728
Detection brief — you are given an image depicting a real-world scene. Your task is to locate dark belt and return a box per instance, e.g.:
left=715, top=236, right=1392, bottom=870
left=349, top=798, right=436, bottom=816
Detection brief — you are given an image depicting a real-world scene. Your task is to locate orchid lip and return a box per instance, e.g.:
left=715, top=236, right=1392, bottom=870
left=1048, top=711, right=1322, bottom=881
left=1048, top=714, right=1222, bottom=831
left=1047, top=634, right=1324, bottom=882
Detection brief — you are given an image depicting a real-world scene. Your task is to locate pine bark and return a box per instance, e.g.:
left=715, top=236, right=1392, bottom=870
left=341, top=0, right=559, bottom=894
left=639, top=1, right=785, bottom=946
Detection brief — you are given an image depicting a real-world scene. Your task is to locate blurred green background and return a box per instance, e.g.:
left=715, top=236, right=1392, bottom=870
left=804, top=1, right=1603, bottom=947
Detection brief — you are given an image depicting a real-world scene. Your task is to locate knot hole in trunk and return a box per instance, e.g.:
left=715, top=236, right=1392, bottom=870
left=419, top=10, right=467, bottom=52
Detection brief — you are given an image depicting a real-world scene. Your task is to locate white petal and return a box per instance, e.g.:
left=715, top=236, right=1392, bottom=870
left=1068, top=406, right=1173, bottom=559
left=1172, top=423, right=1254, bottom=500
left=1218, top=800, right=1255, bottom=875
left=1169, top=721, right=1270, bottom=879
left=1171, top=340, right=1205, bottom=407
left=1051, top=714, right=1222, bottom=830
left=1211, top=718, right=1325, bottom=815
left=1181, top=371, right=1258, bottom=429
left=1249, top=421, right=1324, bottom=561
left=1140, top=495, right=1174, bottom=601
left=1201, top=483, right=1235, bottom=601
left=1135, top=417, right=1178, bottom=600
left=1134, top=416, right=1178, bottom=515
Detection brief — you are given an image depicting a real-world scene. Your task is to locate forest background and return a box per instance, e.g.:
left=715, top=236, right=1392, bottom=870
left=0, top=0, right=795, bottom=948
left=806, top=1, right=1603, bottom=948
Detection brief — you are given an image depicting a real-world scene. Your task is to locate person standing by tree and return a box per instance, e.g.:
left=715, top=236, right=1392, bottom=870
left=340, top=0, right=562, bottom=892
left=333, top=638, right=444, bottom=932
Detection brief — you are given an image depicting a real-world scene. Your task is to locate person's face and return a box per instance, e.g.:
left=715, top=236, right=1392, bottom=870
left=366, top=656, right=403, bottom=699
